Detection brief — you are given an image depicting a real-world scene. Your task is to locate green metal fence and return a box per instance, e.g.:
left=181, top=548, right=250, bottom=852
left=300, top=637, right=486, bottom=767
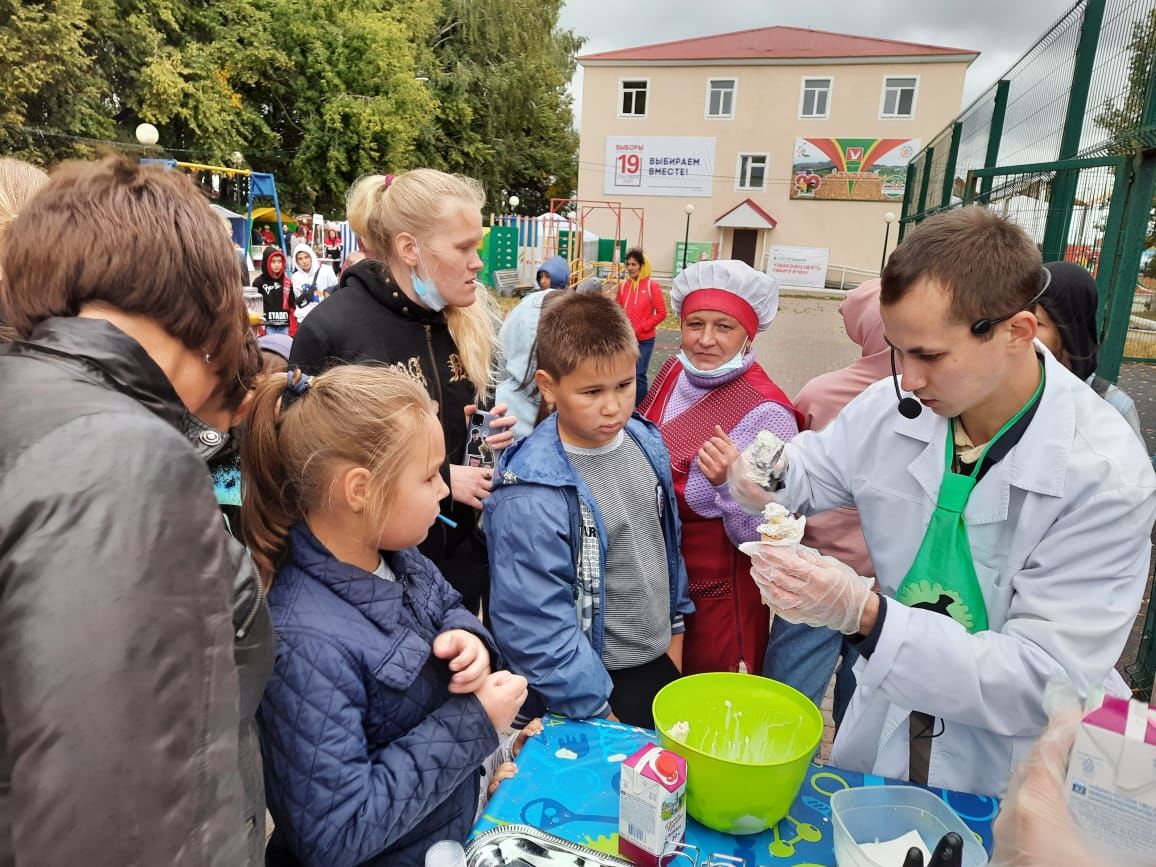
left=902, top=0, right=1156, bottom=377
left=901, top=0, right=1156, bottom=695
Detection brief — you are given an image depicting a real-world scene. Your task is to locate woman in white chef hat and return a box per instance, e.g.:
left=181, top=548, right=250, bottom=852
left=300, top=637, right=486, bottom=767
left=638, top=259, right=833, bottom=704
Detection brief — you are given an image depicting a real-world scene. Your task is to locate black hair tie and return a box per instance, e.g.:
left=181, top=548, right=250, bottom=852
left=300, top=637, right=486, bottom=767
left=282, top=369, right=311, bottom=408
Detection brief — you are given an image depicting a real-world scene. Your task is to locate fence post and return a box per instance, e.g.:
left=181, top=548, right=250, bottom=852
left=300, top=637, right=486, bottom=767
left=1100, top=0, right=1156, bottom=380
left=899, top=162, right=917, bottom=241
left=1041, top=0, right=1107, bottom=262
left=978, top=80, right=1011, bottom=205
left=916, top=146, right=935, bottom=223
left=940, top=122, right=963, bottom=208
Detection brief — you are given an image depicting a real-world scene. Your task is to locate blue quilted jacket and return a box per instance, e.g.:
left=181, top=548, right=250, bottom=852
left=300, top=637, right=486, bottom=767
left=258, top=524, right=500, bottom=867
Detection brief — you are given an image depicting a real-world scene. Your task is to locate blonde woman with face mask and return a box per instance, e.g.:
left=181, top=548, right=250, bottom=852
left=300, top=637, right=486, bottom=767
left=290, top=170, right=515, bottom=613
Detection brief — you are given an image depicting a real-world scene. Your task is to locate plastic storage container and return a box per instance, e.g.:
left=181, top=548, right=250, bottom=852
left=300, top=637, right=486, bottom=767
left=830, top=786, right=989, bottom=867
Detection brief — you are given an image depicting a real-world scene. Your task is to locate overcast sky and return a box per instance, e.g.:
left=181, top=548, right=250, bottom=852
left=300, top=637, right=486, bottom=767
left=558, top=0, right=1079, bottom=126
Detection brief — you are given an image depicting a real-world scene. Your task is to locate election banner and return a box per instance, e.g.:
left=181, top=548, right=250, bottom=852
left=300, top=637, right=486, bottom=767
left=604, top=137, right=716, bottom=197
left=768, top=245, right=829, bottom=289
left=791, top=138, right=920, bottom=202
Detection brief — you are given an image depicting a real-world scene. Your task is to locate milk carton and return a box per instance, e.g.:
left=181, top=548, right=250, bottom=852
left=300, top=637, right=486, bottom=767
left=1064, top=693, right=1156, bottom=862
left=618, top=744, right=687, bottom=867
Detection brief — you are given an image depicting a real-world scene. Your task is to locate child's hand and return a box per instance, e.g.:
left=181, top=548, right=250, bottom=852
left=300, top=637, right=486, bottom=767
left=697, top=425, right=741, bottom=486
left=512, top=717, right=544, bottom=758
left=476, top=671, right=529, bottom=731
left=432, top=629, right=491, bottom=694
left=487, top=761, right=519, bottom=798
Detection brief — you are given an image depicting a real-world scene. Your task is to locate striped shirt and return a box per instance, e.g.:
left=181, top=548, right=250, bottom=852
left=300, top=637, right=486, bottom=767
left=564, top=431, right=672, bottom=670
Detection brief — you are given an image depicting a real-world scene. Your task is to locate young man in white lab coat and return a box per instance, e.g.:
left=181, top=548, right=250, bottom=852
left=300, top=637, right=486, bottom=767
left=729, top=206, right=1155, bottom=797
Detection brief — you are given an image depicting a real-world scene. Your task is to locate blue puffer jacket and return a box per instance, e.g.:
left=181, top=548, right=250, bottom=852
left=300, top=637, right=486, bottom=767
left=258, top=524, right=500, bottom=867
left=484, top=415, right=693, bottom=720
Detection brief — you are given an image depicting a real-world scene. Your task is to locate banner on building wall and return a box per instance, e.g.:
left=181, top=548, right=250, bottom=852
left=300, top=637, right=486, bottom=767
left=604, top=136, right=716, bottom=197
left=673, top=241, right=719, bottom=276
left=768, top=245, right=829, bottom=289
left=790, top=138, right=920, bottom=202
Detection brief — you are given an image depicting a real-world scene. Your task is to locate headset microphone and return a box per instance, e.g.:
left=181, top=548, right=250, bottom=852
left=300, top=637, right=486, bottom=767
left=890, top=346, right=922, bottom=419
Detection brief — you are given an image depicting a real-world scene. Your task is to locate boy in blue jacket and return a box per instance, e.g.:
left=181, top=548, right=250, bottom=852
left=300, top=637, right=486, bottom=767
left=486, top=292, right=693, bottom=728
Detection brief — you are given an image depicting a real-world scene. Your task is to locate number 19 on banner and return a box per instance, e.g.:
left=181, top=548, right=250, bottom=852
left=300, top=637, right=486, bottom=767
left=615, top=152, right=642, bottom=187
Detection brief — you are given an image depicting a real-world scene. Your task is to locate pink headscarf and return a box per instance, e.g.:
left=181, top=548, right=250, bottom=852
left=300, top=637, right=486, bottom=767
left=794, top=278, right=888, bottom=431
left=793, top=278, right=887, bottom=577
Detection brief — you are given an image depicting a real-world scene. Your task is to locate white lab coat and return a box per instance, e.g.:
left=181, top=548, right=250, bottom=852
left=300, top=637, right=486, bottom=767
left=778, top=348, right=1155, bottom=797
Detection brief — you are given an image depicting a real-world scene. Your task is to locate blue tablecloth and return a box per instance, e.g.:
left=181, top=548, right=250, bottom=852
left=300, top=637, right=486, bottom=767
left=472, top=716, right=1000, bottom=866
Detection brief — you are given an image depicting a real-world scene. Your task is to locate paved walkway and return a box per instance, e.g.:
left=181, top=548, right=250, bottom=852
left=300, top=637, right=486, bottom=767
left=650, top=295, right=859, bottom=400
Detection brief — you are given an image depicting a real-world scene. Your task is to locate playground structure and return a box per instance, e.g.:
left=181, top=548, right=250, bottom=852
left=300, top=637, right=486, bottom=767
left=140, top=160, right=289, bottom=258
left=484, top=198, right=645, bottom=295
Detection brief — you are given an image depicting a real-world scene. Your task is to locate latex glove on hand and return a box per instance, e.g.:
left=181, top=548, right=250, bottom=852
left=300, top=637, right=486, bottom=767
left=727, top=430, right=788, bottom=514
left=991, top=683, right=1106, bottom=867
left=746, top=543, right=872, bottom=634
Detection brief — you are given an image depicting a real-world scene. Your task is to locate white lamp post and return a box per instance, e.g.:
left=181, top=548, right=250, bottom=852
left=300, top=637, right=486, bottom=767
left=682, top=203, right=696, bottom=273
left=135, top=123, right=159, bottom=147
left=881, top=211, right=897, bottom=274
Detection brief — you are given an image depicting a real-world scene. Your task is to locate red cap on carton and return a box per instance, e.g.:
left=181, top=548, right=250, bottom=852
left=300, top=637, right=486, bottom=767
left=655, top=752, right=680, bottom=783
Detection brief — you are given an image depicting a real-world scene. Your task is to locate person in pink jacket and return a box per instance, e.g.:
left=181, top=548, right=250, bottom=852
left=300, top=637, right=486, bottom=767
left=788, top=277, right=890, bottom=725
left=616, top=247, right=667, bottom=404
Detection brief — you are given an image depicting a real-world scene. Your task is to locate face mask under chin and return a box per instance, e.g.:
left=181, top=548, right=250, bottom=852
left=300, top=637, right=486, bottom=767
left=677, top=342, right=749, bottom=379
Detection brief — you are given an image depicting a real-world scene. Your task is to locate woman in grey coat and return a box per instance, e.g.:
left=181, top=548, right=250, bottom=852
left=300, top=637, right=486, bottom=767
left=0, top=156, right=272, bottom=866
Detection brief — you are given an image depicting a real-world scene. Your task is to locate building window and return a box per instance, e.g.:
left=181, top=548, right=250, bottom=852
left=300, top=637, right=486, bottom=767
left=736, top=153, right=768, bottom=191
left=706, top=78, right=736, bottom=118
left=619, top=79, right=649, bottom=117
left=799, top=77, right=831, bottom=118
left=881, top=76, right=917, bottom=117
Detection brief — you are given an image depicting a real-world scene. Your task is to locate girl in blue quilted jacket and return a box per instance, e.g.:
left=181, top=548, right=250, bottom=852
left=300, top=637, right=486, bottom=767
left=241, top=365, right=528, bottom=867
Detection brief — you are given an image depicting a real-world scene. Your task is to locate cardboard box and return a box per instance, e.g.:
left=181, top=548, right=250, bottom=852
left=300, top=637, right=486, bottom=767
left=618, top=744, right=687, bottom=867
left=1064, top=694, right=1156, bottom=861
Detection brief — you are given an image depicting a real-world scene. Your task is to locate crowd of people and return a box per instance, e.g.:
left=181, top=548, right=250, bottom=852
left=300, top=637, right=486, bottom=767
left=0, top=154, right=1152, bottom=867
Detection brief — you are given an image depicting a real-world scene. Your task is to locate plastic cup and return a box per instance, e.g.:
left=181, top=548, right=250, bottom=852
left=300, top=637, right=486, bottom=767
left=424, top=840, right=467, bottom=867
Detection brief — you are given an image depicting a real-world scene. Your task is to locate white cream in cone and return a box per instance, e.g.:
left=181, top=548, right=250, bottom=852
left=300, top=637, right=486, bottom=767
left=756, top=502, right=805, bottom=546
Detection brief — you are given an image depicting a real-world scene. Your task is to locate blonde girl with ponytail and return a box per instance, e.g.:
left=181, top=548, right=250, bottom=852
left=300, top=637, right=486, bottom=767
left=290, top=169, right=514, bottom=614
left=241, top=364, right=527, bottom=866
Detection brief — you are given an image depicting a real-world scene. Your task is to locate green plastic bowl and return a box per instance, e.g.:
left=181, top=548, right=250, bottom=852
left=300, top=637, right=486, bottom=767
left=652, top=672, right=823, bottom=835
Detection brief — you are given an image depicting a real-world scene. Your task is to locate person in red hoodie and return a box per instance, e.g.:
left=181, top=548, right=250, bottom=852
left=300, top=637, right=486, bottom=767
left=254, top=247, right=298, bottom=337
left=616, top=247, right=666, bottom=405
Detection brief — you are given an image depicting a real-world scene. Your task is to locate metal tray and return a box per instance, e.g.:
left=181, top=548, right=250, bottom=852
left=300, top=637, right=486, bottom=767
left=466, top=825, right=636, bottom=867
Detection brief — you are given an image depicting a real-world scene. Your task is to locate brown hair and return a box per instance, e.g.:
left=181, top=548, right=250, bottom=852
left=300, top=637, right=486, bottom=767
left=346, top=169, right=500, bottom=398
left=0, top=156, right=250, bottom=374
left=881, top=207, right=1043, bottom=336
left=536, top=291, right=638, bottom=380
left=240, top=364, right=436, bottom=581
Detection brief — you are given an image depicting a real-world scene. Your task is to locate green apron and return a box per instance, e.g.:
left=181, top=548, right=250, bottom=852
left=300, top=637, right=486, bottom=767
left=894, top=369, right=1045, bottom=634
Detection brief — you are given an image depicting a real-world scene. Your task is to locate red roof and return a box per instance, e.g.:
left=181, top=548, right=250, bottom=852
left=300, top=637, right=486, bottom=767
left=579, top=26, right=976, bottom=63
left=715, top=199, right=778, bottom=228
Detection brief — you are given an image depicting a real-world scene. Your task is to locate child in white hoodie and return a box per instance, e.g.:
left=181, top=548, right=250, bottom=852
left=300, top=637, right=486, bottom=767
left=290, top=243, right=338, bottom=322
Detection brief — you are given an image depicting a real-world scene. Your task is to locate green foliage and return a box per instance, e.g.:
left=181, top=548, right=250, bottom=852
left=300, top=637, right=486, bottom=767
left=0, top=0, right=582, bottom=217
left=1095, top=7, right=1156, bottom=150
left=419, top=0, right=583, bottom=214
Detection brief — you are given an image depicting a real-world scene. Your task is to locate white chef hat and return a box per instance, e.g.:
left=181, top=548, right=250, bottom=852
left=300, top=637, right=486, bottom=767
left=670, top=259, right=779, bottom=337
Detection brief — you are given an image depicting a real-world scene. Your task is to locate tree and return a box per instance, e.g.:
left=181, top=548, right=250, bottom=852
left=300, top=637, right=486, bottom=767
left=1095, top=6, right=1156, bottom=274
left=419, top=0, right=582, bottom=215
left=250, top=0, right=441, bottom=214
left=0, top=0, right=583, bottom=217
left=0, top=0, right=112, bottom=164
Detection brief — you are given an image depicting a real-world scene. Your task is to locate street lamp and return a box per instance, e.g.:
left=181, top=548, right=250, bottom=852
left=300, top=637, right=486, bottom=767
left=508, top=195, right=520, bottom=214
left=682, top=203, right=696, bottom=273
left=135, top=123, right=159, bottom=147
left=880, top=211, right=897, bottom=275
